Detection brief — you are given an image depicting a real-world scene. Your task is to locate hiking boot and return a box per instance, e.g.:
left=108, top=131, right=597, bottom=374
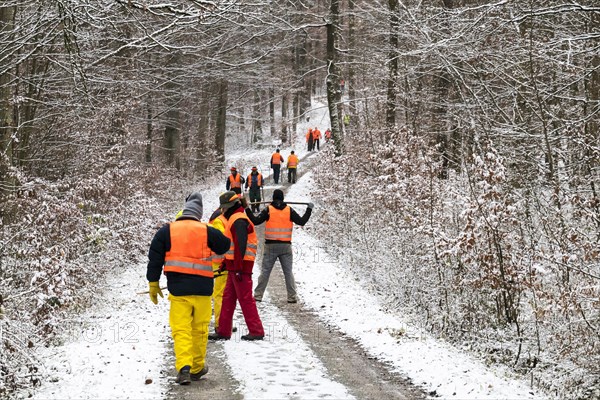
left=254, top=297, right=262, bottom=302
left=175, top=366, right=191, bottom=385
left=287, top=299, right=298, bottom=304
left=191, top=366, right=209, bottom=381
left=241, top=334, right=264, bottom=341
left=208, top=333, right=230, bottom=341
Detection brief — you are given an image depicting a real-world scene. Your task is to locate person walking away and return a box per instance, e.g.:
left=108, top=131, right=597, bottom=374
left=312, top=127, right=322, bottom=151
left=209, top=192, right=265, bottom=341
left=306, top=128, right=314, bottom=151
left=270, top=149, right=284, bottom=184
left=245, top=166, right=263, bottom=213
left=146, top=192, right=230, bottom=385
left=246, top=189, right=313, bottom=303
left=287, top=151, right=299, bottom=184
left=226, top=167, right=244, bottom=195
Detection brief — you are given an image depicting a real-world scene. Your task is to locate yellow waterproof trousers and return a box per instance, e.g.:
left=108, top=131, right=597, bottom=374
left=212, top=272, right=228, bottom=330
left=169, top=294, right=211, bottom=374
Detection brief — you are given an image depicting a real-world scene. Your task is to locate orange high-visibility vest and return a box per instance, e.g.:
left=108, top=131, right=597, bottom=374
left=271, top=153, right=282, bottom=165
left=246, top=173, right=263, bottom=187
left=228, top=173, right=241, bottom=189
left=313, top=129, right=321, bottom=140
left=287, top=154, right=299, bottom=168
left=209, top=214, right=228, bottom=269
left=164, top=220, right=214, bottom=277
left=224, top=213, right=258, bottom=262
left=265, top=206, right=293, bottom=242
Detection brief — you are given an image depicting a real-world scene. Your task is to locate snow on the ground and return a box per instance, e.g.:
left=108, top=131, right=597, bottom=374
left=30, top=98, right=546, bottom=400
left=216, top=296, right=353, bottom=399
left=286, top=171, right=545, bottom=400
left=32, top=265, right=170, bottom=400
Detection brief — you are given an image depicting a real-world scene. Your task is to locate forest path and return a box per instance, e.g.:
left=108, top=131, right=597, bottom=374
left=168, top=150, right=426, bottom=399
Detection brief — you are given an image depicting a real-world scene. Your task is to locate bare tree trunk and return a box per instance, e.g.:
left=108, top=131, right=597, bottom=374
left=196, top=89, right=210, bottom=172
left=281, top=91, right=288, bottom=144
left=252, top=89, right=262, bottom=144
left=215, top=79, right=228, bottom=164
left=347, top=0, right=356, bottom=124
left=145, top=99, right=153, bottom=163
left=0, top=5, right=17, bottom=204
left=585, top=12, right=600, bottom=240
left=269, top=87, right=275, bottom=137
left=386, top=0, right=399, bottom=137
left=326, top=0, right=343, bottom=156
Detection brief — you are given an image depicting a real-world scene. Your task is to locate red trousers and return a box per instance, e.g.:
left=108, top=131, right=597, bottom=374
left=217, top=272, right=264, bottom=337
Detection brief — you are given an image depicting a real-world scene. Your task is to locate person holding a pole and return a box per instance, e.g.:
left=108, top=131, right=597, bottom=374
left=245, top=189, right=313, bottom=303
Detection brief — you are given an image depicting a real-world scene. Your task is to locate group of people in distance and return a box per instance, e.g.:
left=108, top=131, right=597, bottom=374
left=306, top=127, right=331, bottom=151
left=146, top=185, right=313, bottom=385
left=223, top=149, right=301, bottom=216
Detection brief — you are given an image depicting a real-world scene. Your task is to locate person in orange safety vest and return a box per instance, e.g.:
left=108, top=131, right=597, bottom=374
left=312, top=127, right=322, bottom=150
left=146, top=192, right=230, bottom=385
left=245, top=166, right=263, bottom=213
left=306, top=128, right=314, bottom=151
left=209, top=191, right=265, bottom=341
left=226, top=167, right=244, bottom=194
left=287, top=151, right=299, bottom=184
left=245, top=189, right=313, bottom=303
left=270, top=149, right=284, bottom=184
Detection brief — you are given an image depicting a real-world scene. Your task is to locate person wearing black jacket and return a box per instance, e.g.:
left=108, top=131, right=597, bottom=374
left=209, top=191, right=265, bottom=341
left=246, top=189, right=313, bottom=303
left=146, top=192, right=230, bottom=384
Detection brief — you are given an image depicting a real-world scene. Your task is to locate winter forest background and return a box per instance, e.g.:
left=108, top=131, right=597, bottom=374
left=1, top=1, right=599, bottom=399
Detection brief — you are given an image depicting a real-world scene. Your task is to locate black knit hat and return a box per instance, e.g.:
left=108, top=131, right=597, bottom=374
left=272, top=189, right=284, bottom=201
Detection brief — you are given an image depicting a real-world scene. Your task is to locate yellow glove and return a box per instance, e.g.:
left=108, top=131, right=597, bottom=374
left=149, top=281, right=163, bottom=304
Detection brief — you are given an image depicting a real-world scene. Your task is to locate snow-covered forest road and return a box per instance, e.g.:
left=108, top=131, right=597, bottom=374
left=30, top=105, right=545, bottom=400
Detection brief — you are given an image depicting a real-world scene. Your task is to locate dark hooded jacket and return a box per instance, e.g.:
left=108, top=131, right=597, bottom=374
left=146, top=192, right=231, bottom=296
left=245, top=199, right=311, bottom=244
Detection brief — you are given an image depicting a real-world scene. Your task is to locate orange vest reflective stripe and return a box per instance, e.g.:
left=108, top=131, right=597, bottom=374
left=209, top=214, right=228, bottom=269
left=164, top=220, right=213, bottom=277
left=287, top=155, right=298, bottom=168
left=246, top=173, right=263, bottom=187
left=265, top=206, right=293, bottom=242
left=271, top=153, right=282, bottom=165
left=224, top=213, right=258, bottom=262
left=229, top=174, right=241, bottom=189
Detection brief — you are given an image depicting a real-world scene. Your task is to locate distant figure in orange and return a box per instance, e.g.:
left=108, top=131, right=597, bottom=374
left=287, top=151, right=299, bottom=184
left=312, top=127, right=322, bottom=151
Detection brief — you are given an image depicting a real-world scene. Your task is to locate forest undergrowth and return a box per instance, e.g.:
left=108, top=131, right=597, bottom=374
left=312, top=132, right=600, bottom=400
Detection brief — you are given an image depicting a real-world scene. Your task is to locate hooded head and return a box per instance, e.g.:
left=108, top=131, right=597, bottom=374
left=178, top=191, right=203, bottom=221
left=276, top=148, right=280, bottom=153
left=272, top=189, right=284, bottom=202
left=219, top=191, right=240, bottom=211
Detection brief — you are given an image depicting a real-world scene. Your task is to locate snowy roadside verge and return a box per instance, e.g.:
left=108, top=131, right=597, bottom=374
left=288, top=171, right=545, bottom=400
left=32, top=265, right=170, bottom=400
